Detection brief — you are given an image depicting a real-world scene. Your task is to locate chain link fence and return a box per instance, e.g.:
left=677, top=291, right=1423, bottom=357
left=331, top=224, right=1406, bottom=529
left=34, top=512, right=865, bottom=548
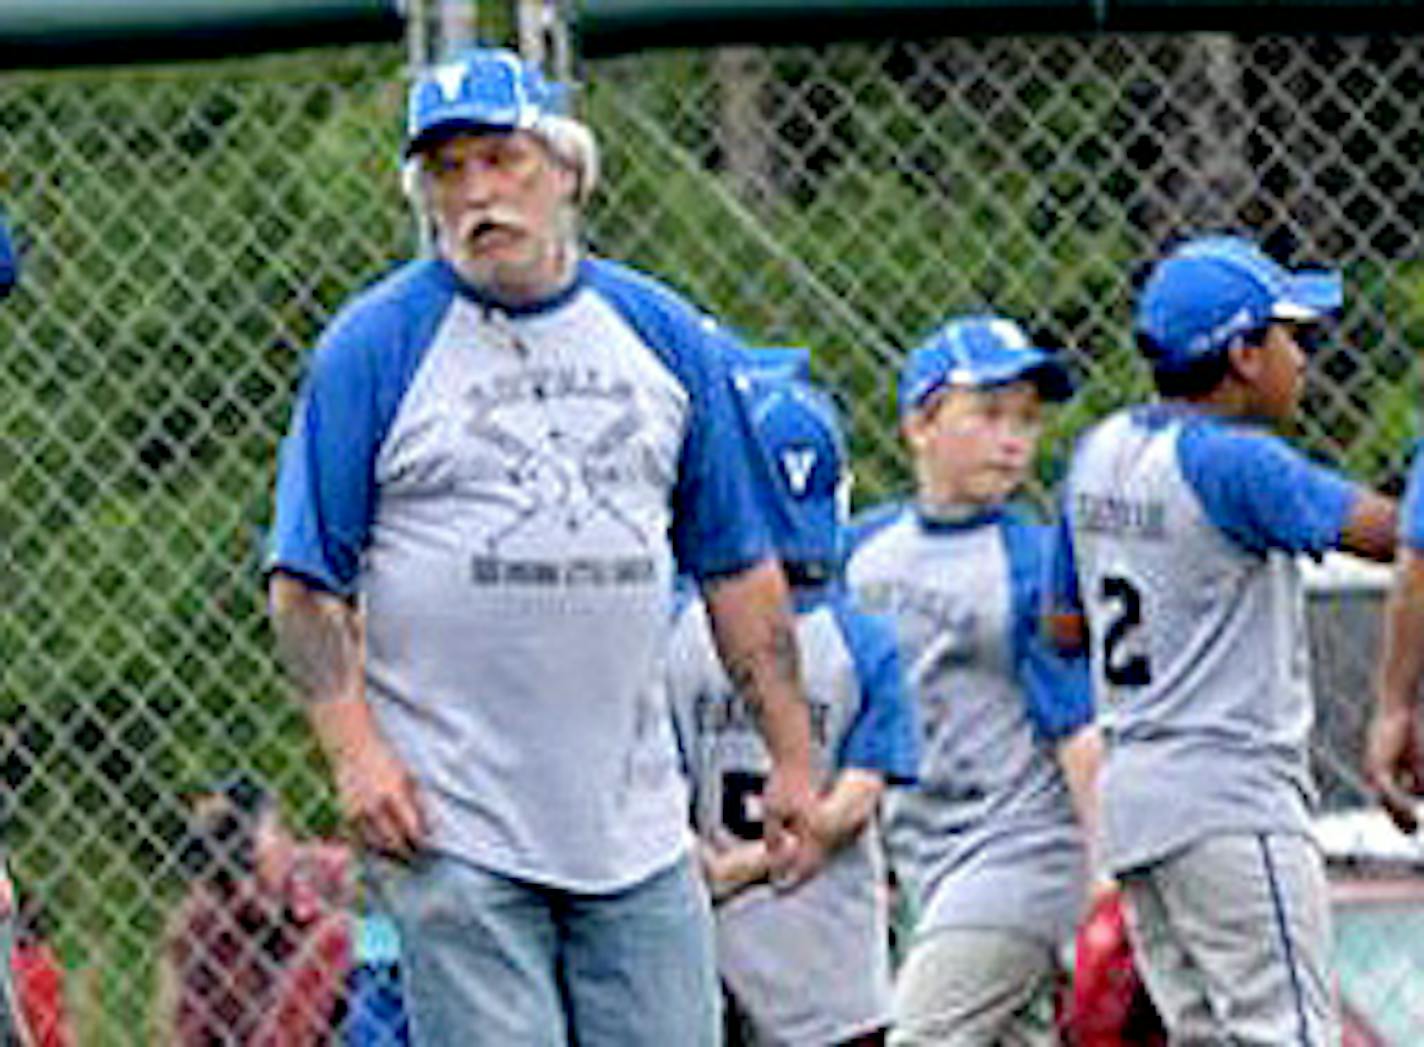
left=0, top=24, right=1422, bottom=1043
left=584, top=36, right=1424, bottom=1040
left=582, top=29, right=1424, bottom=805
left=585, top=34, right=1424, bottom=1042
left=0, top=43, right=411, bottom=1042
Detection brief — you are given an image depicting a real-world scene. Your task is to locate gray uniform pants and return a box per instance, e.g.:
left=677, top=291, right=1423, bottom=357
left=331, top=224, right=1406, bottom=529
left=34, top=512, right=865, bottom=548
left=890, top=927, right=1061, bottom=1046
left=1121, top=833, right=1338, bottom=1046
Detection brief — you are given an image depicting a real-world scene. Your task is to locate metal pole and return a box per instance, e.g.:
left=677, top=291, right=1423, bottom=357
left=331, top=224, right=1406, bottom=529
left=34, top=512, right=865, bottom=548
left=405, top=0, right=429, bottom=68
left=437, top=0, right=475, bottom=58
left=517, top=0, right=545, bottom=66
left=403, top=0, right=435, bottom=255
left=547, top=0, right=573, bottom=84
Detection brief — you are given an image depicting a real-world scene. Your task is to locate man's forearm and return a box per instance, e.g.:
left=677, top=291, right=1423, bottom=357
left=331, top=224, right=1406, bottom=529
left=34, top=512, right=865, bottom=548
left=729, top=618, right=811, bottom=766
left=1377, top=551, right=1424, bottom=714
left=268, top=572, right=363, bottom=706
left=705, top=560, right=812, bottom=766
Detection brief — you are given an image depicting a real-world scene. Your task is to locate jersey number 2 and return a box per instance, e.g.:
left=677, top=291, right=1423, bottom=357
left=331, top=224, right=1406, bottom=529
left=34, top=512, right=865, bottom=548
left=1101, top=575, right=1151, bottom=687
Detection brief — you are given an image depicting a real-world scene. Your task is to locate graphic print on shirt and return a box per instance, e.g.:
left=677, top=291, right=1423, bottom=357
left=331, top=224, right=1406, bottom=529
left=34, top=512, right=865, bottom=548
left=460, top=363, right=657, bottom=556
left=373, top=294, right=690, bottom=597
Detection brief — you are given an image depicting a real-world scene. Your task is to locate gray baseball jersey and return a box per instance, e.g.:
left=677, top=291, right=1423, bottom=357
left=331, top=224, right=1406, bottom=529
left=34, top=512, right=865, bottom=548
left=1061, top=405, right=1357, bottom=872
left=669, top=588, right=916, bottom=1046
left=846, top=504, right=1094, bottom=948
left=270, top=258, right=772, bottom=892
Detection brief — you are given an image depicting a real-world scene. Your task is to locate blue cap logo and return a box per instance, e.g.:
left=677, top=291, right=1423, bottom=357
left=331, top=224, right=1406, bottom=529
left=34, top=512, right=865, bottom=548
left=735, top=367, right=847, bottom=567
left=899, top=314, right=1073, bottom=415
left=405, top=47, right=567, bottom=156
left=1135, top=235, right=1343, bottom=367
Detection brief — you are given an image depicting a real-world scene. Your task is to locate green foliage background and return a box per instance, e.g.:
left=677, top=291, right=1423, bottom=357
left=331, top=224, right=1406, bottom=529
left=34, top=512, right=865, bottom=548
left=0, top=31, right=1420, bottom=1042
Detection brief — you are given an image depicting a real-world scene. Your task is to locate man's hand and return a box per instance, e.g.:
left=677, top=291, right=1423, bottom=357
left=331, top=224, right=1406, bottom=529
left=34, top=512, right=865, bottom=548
left=270, top=573, right=427, bottom=857
left=332, top=733, right=428, bottom=859
left=307, top=698, right=428, bottom=860
left=762, top=761, right=826, bottom=890
left=1366, top=703, right=1422, bottom=834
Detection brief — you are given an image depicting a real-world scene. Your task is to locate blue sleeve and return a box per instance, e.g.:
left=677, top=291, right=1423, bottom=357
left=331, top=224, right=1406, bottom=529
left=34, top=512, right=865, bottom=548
left=586, top=260, right=772, bottom=580
left=267, top=263, right=446, bottom=593
left=1401, top=445, right=1424, bottom=552
left=0, top=216, right=17, bottom=298
left=1179, top=421, right=1358, bottom=557
left=1047, top=500, right=1082, bottom=616
left=832, top=596, right=919, bottom=784
left=1003, top=514, right=1095, bottom=742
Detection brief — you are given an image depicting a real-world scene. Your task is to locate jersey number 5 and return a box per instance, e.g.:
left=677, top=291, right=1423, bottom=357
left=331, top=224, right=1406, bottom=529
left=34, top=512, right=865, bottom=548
left=1100, top=575, right=1151, bottom=687
left=721, top=771, right=766, bottom=841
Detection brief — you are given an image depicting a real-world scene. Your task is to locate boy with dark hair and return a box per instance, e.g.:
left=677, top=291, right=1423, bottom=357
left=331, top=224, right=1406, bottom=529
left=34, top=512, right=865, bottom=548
left=1057, top=234, right=1396, bottom=1043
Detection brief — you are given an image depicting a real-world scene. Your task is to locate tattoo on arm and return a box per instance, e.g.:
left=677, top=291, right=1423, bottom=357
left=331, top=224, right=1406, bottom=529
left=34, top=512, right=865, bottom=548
left=725, top=616, right=801, bottom=716
left=272, top=599, right=360, bottom=705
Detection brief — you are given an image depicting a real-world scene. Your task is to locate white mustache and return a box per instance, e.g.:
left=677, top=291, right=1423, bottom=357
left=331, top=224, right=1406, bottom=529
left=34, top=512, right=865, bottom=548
left=459, top=212, right=523, bottom=242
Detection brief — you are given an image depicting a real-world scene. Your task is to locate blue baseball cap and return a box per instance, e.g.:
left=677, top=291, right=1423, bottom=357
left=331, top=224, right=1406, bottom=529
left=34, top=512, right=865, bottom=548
left=899, top=314, right=1073, bottom=415
left=737, top=370, right=847, bottom=568
left=0, top=216, right=17, bottom=300
left=1135, top=235, right=1343, bottom=367
left=405, top=47, right=568, bottom=156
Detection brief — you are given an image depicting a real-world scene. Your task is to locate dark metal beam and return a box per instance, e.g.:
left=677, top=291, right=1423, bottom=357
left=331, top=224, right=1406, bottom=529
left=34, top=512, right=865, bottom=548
left=577, top=0, right=1424, bottom=57
left=0, top=0, right=403, bottom=69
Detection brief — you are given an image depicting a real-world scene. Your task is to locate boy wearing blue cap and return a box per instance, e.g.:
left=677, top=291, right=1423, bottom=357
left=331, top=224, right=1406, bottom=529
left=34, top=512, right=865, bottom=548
left=670, top=365, right=918, bottom=1047
left=1056, top=235, right=1397, bottom=1044
left=267, top=47, right=822, bottom=1045
left=846, top=315, right=1101, bottom=1047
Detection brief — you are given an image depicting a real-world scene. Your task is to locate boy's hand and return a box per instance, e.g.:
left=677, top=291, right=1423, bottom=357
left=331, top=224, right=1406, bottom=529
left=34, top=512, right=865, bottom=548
left=702, top=830, right=771, bottom=902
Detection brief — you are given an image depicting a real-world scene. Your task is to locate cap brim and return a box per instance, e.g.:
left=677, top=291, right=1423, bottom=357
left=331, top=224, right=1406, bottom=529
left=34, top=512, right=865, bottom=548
left=404, top=114, right=521, bottom=156
left=1025, top=359, right=1075, bottom=402
left=1273, top=270, right=1343, bottom=322
left=1030, top=364, right=1070, bottom=404
left=980, top=354, right=1075, bottom=403
left=900, top=355, right=1074, bottom=412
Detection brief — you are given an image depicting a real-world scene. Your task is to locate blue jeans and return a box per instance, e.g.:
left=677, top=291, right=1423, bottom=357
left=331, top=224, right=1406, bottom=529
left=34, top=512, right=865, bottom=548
left=373, top=853, right=721, bottom=1046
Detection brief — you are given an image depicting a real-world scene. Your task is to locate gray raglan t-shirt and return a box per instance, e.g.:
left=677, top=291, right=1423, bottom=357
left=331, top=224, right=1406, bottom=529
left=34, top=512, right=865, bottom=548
left=1061, top=405, right=1356, bottom=872
left=270, top=257, right=771, bottom=891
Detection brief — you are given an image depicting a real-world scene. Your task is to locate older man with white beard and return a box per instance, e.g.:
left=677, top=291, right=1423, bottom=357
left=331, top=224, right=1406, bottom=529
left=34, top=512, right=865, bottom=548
left=266, top=48, right=821, bottom=1045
